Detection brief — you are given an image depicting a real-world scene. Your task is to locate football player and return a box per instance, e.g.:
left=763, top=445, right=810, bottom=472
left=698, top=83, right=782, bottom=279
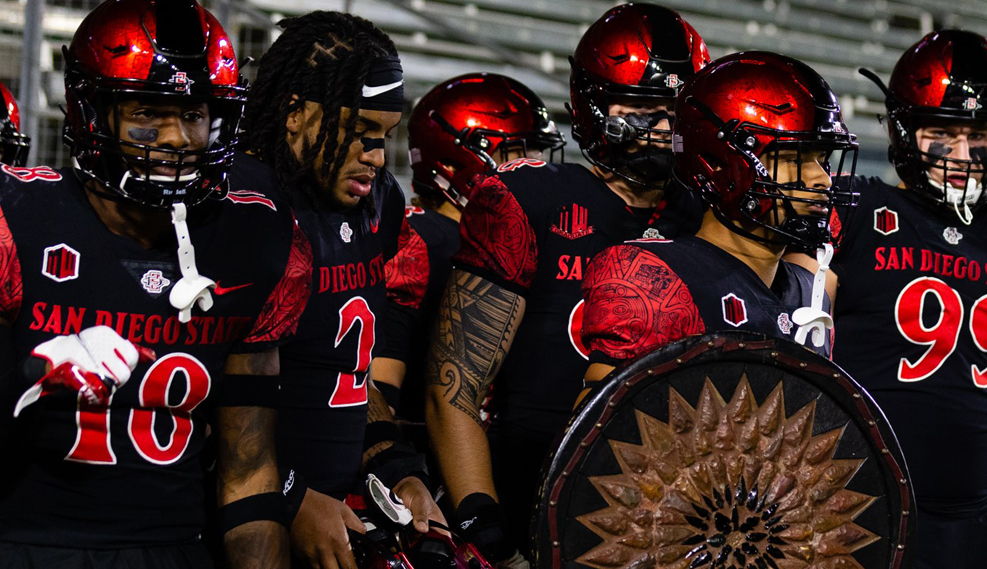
left=0, top=1, right=311, bottom=568
left=789, top=30, right=987, bottom=568
left=423, top=4, right=708, bottom=565
left=373, top=73, right=565, bottom=421
left=0, top=82, right=29, bottom=166
left=581, top=51, right=858, bottom=391
left=241, top=11, right=443, bottom=569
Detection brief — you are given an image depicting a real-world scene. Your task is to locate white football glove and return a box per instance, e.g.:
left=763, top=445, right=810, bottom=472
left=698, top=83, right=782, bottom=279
left=14, top=326, right=155, bottom=417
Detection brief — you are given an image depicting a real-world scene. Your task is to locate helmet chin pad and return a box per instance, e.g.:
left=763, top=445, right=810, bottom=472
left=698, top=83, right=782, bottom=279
left=928, top=174, right=983, bottom=205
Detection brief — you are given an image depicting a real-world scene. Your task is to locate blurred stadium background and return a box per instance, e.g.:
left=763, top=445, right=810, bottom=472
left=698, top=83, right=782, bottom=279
left=6, top=0, right=987, bottom=193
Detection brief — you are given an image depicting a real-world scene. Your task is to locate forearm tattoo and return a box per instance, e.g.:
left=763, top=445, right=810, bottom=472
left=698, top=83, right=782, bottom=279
left=425, top=271, right=524, bottom=427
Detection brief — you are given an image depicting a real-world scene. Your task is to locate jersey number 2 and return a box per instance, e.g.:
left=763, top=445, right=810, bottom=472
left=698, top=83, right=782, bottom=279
left=66, top=353, right=211, bottom=465
left=328, top=296, right=376, bottom=407
left=895, top=277, right=987, bottom=387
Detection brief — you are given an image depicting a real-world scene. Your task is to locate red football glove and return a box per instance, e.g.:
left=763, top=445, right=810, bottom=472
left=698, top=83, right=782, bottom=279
left=14, top=326, right=156, bottom=417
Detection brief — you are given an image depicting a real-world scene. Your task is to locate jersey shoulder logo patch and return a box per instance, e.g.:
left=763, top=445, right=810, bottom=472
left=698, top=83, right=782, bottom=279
left=42, top=243, right=80, bottom=282
left=721, top=293, right=748, bottom=327
left=874, top=206, right=899, bottom=235
left=550, top=203, right=595, bottom=240
left=496, top=157, right=546, bottom=172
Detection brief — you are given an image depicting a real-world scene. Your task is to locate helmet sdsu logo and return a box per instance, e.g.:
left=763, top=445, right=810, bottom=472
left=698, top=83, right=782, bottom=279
left=42, top=244, right=80, bottom=282
left=665, top=74, right=681, bottom=89
left=964, top=97, right=982, bottom=111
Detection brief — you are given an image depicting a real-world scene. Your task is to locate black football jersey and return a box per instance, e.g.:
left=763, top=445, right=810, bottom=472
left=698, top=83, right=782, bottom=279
left=273, top=165, right=406, bottom=498
left=0, top=161, right=310, bottom=548
left=582, top=236, right=829, bottom=365
left=381, top=206, right=460, bottom=421
left=831, top=176, right=987, bottom=517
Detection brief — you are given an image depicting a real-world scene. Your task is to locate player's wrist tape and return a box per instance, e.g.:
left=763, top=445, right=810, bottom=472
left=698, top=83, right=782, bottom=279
left=279, top=467, right=308, bottom=524
left=364, top=420, right=403, bottom=450
left=215, top=373, right=279, bottom=408
left=455, top=493, right=514, bottom=562
left=216, top=492, right=292, bottom=534
left=375, top=382, right=402, bottom=413
left=365, top=442, right=430, bottom=491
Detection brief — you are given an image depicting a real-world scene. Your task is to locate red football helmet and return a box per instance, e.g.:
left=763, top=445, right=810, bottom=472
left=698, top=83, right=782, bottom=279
left=63, top=0, right=247, bottom=209
left=569, top=3, right=709, bottom=187
left=408, top=73, right=565, bottom=208
left=0, top=82, right=30, bottom=167
left=866, top=30, right=987, bottom=223
left=674, top=51, right=858, bottom=250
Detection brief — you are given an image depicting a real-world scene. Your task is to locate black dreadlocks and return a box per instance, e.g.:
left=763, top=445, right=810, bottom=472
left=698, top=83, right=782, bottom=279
left=243, top=11, right=398, bottom=212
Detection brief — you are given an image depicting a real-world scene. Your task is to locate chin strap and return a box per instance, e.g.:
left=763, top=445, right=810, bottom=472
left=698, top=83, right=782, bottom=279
left=793, top=243, right=834, bottom=348
left=168, top=202, right=215, bottom=323
left=953, top=199, right=975, bottom=226
left=930, top=176, right=980, bottom=226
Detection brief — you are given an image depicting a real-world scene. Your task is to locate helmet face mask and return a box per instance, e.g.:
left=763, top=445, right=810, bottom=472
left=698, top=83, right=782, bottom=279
left=675, top=52, right=859, bottom=251
left=890, top=110, right=987, bottom=221
left=595, top=98, right=676, bottom=186
left=63, top=0, right=247, bottom=210
left=408, top=73, right=565, bottom=209
left=737, top=137, right=858, bottom=249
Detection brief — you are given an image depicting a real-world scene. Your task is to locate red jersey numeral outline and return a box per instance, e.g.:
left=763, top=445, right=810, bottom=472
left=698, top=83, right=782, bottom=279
left=66, top=353, right=211, bottom=464
left=893, top=277, right=987, bottom=387
left=1, top=165, right=62, bottom=182
left=328, top=296, right=376, bottom=408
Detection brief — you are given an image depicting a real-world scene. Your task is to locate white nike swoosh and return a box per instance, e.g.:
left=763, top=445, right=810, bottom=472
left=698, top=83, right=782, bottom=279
left=362, top=80, right=404, bottom=99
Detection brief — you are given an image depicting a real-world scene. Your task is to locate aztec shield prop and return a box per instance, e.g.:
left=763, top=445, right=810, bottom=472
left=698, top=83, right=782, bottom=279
left=534, top=332, right=913, bottom=569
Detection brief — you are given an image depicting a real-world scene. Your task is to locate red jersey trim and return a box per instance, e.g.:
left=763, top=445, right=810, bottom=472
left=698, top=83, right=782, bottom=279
left=452, top=174, right=538, bottom=290
left=582, top=244, right=705, bottom=362
left=0, top=203, right=22, bottom=322
left=243, top=219, right=313, bottom=344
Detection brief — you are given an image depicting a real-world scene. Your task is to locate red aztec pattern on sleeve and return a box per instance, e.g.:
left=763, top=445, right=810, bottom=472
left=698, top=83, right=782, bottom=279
left=0, top=205, right=21, bottom=322
left=452, top=174, right=538, bottom=290
left=829, top=207, right=844, bottom=253
left=243, top=219, right=313, bottom=344
left=581, top=244, right=705, bottom=362
left=385, top=221, right=429, bottom=309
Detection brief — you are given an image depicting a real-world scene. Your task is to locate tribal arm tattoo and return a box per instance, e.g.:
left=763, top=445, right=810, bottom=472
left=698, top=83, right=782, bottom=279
left=424, top=269, right=526, bottom=506
left=217, top=349, right=288, bottom=569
